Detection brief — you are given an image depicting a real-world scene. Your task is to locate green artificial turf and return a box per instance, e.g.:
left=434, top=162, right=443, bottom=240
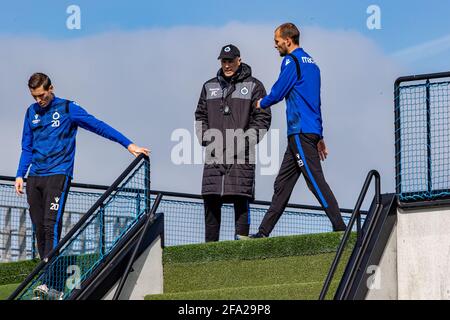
left=163, top=252, right=348, bottom=294
left=146, top=232, right=355, bottom=300
left=0, top=283, right=19, bottom=300
left=164, top=232, right=355, bottom=264
left=145, top=281, right=341, bottom=300
left=0, top=260, right=40, bottom=285
left=0, top=232, right=356, bottom=300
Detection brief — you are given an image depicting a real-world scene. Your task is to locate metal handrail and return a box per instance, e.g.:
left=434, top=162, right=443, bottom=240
left=334, top=195, right=389, bottom=300
left=7, top=154, right=149, bottom=300
left=394, top=71, right=450, bottom=88
left=319, top=170, right=381, bottom=300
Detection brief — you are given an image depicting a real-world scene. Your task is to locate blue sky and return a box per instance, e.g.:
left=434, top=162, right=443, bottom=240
left=1, top=1, right=448, bottom=207
left=1, top=0, right=450, bottom=54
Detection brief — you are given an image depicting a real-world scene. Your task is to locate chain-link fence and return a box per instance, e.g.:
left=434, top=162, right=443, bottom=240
left=395, top=72, right=450, bottom=203
left=161, top=196, right=353, bottom=246
left=14, top=155, right=151, bottom=300
left=1, top=177, right=356, bottom=263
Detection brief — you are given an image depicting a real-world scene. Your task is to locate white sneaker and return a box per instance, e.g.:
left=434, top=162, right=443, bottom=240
left=33, top=284, right=49, bottom=300
left=47, top=288, right=64, bottom=300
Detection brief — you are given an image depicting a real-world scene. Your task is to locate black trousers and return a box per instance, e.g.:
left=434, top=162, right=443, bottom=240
left=26, top=175, right=71, bottom=291
left=259, top=134, right=346, bottom=236
left=204, top=195, right=250, bottom=242
left=26, top=175, right=71, bottom=259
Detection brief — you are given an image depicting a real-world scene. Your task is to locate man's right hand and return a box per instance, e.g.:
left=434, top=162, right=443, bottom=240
left=15, top=177, right=24, bottom=196
left=317, top=139, right=329, bottom=161
left=256, top=98, right=262, bottom=109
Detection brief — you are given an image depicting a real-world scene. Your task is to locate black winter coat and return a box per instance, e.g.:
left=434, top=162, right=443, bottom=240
left=195, top=63, right=272, bottom=199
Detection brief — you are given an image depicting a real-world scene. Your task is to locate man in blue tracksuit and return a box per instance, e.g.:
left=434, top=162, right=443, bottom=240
left=252, top=23, right=346, bottom=238
left=14, top=73, right=149, bottom=298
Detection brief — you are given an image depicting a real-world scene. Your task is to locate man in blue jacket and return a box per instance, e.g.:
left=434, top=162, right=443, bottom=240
left=252, top=23, right=346, bottom=238
left=14, top=73, right=149, bottom=299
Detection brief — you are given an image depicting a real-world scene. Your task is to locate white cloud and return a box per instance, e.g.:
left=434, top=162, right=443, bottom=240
left=392, top=33, right=450, bottom=64
left=0, top=23, right=403, bottom=209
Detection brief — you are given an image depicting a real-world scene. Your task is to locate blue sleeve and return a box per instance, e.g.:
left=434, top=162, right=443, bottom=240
left=69, top=102, right=133, bottom=149
left=16, top=110, right=33, bottom=178
left=260, top=56, right=298, bottom=109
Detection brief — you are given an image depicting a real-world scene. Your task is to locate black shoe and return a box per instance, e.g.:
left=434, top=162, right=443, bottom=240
left=249, top=232, right=268, bottom=239
left=333, top=225, right=347, bottom=232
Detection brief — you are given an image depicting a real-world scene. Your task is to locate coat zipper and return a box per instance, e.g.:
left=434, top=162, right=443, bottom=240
left=221, top=174, right=225, bottom=196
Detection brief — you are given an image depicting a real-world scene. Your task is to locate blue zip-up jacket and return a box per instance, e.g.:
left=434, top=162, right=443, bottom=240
left=260, top=48, right=323, bottom=138
left=16, top=96, right=133, bottom=178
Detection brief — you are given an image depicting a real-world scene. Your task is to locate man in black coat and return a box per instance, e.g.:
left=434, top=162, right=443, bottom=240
left=195, top=44, right=271, bottom=242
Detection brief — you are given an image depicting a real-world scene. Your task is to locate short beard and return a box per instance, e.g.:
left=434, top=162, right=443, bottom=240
left=278, top=47, right=288, bottom=57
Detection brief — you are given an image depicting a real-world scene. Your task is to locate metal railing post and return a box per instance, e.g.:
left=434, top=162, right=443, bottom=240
left=426, top=79, right=432, bottom=195
left=319, top=170, right=380, bottom=300
left=99, top=205, right=106, bottom=257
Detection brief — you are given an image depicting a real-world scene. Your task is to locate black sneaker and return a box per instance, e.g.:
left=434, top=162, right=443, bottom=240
left=249, top=232, right=268, bottom=239
left=333, top=225, right=347, bottom=232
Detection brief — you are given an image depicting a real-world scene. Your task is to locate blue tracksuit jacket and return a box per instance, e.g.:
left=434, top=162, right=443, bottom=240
left=260, top=48, right=324, bottom=138
left=16, top=96, right=133, bottom=178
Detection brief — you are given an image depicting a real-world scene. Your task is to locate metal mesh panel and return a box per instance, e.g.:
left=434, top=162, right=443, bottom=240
left=15, top=157, right=150, bottom=300
left=1, top=182, right=355, bottom=263
left=161, top=197, right=353, bottom=246
left=0, top=185, right=106, bottom=262
left=396, top=78, right=450, bottom=202
left=0, top=198, right=31, bottom=262
left=430, top=83, right=450, bottom=193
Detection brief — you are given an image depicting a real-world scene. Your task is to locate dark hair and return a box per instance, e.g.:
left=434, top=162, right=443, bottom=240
left=28, top=73, right=52, bottom=90
left=276, top=23, right=300, bottom=45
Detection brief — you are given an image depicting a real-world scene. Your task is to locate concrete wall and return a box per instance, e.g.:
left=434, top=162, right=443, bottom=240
left=366, top=223, right=398, bottom=300
left=103, top=236, right=164, bottom=300
left=397, top=206, right=450, bottom=300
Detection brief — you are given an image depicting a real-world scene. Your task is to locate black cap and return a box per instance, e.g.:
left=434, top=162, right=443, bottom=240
left=218, top=44, right=240, bottom=60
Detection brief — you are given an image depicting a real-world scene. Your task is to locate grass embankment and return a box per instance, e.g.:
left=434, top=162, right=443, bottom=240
left=0, top=233, right=355, bottom=300
left=0, top=259, right=39, bottom=300
left=146, top=232, right=354, bottom=300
